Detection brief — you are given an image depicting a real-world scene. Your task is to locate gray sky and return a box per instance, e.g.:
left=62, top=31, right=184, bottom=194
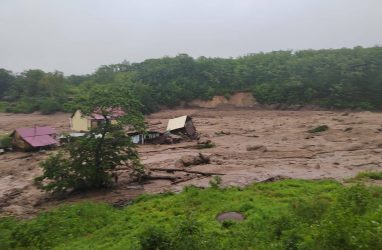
left=1, top=0, right=381, bottom=75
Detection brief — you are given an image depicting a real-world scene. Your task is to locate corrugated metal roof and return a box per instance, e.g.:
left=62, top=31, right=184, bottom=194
left=16, top=126, right=56, bottom=137
left=14, top=126, right=57, bottom=147
left=23, top=135, right=58, bottom=147
left=166, top=115, right=188, bottom=131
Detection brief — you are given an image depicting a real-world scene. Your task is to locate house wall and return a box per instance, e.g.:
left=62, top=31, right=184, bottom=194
left=129, top=132, right=161, bottom=144
left=70, top=110, right=91, bottom=132
left=90, top=118, right=117, bottom=130
left=185, top=120, right=198, bottom=139
left=12, top=132, right=31, bottom=150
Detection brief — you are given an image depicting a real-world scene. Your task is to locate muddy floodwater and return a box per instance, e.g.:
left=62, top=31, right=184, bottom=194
left=1, top=108, right=382, bottom=217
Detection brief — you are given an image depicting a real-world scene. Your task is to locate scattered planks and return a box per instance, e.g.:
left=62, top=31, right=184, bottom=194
left=143, top=175, right=177, bottom=181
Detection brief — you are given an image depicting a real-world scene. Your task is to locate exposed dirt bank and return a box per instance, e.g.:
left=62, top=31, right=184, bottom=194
left=1, top=109, right=382, bottom=217
left=188, top=92, right=257, bottom=108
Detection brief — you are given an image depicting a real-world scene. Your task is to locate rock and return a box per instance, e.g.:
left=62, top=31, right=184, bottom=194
left=281, top=137, right=288, bottom=141
left=150, top=121, right=162, bottom=125
left=175, top=153, right=210, bottom=167
left=346, top=144, right=363, bottom=151
left=216, top=212, right=245, bottom=222
left=261, top=175, right=289, bottom=182
left=198, top=139, right=211, bottom=145
left=246, top=145, right=267, bottom=152
left=315, top=164, right=321, bottom=169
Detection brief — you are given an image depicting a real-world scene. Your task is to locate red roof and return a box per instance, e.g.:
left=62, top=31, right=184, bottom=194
left=22, top=135, right=58, bottom=147
left=91, top=107, right=125, bottom=120
left=16, top=126, right=56, bottom=137
left=15, top=126, right=58, bottom=147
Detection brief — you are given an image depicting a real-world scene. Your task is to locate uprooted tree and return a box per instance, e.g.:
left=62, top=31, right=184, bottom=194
left=35, top=85, right=146, bottom=195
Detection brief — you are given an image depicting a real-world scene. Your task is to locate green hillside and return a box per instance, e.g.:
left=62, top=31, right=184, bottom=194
left=1, top=46, right=382, bottom=114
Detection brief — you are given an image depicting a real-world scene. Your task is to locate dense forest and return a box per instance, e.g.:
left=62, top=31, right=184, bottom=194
left=0, top=46, right=381, bottom=114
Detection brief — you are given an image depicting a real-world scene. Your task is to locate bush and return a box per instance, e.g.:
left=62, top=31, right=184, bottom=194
left=355, top=171, right=382, bottom=180
left=0, top=135, right=11, bottom=148
left=0, top=101, right=7, bottom=112
left=209, top=175, right=222, bottom=188
left=39, top=98, right=62, bottom=114
left=308, top=125, right=329, bottom=133
left=5, top=98, right=39, bottom=113
left=139, top=226, right=171, bottom=250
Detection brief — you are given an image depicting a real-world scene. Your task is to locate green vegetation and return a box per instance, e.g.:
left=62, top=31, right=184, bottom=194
left=308, top=125, right=329, bottom=133
left=0, top=134, right=11, bottom=149
left=35, top=86, right=145, bottom=194
left=352, top=171, right=382, bottom=181
left=1, top=180, right=382, bottom=249
left=0, top=46, right=382, bottom=114
left=0, top=101, right=7, bottom=112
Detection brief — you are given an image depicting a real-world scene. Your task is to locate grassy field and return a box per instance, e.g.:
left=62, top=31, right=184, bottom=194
left=1, top=179, right=382, bottom=249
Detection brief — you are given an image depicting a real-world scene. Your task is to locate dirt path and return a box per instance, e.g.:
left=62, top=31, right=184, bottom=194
left=1, top=109, right=382, bottom=217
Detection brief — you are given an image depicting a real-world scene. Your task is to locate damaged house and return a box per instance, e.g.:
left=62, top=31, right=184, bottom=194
left=11, top=126, right=58, bottom=150
left=70, top=108, right=124, bottom=132
left=127, top=130, right=163, bottom=144
left=166, top=115, right=198, bottom=139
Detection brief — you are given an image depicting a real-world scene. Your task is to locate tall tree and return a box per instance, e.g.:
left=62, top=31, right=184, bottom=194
left=0, top=69, right=14, bottom=98
left=36, top=85, right=146, bottom=194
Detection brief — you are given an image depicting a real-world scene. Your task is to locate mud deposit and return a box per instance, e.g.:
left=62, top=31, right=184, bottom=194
left=1, top=109, right=382, bottom=217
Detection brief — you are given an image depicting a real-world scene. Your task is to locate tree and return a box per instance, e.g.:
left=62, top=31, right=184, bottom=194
left=35, top=85, right=146, bottom=194
left=39, top=71, right=65, bottom=99
left=0, top=69, right=14, bottom=99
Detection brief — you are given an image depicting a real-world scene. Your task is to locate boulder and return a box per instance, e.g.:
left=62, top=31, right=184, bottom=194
left=216, top=212, right=245, bottom=222
left=175, top=153, right=210, bottom=168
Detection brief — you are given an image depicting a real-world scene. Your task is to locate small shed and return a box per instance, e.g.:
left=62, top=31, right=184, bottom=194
left=11, top=126, right=58, bottom=150
left=166, top=115, right=198, bottom=139
left=58, top=132, right=86, bottom=143
left=70, top=109, right=124, bottom=132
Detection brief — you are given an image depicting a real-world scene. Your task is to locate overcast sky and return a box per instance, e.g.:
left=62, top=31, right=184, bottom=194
left=0, top=0, right=381, bottom=75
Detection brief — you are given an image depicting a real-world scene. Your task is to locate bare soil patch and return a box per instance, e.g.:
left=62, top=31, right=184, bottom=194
left=1, top=109, right=382, bottom=217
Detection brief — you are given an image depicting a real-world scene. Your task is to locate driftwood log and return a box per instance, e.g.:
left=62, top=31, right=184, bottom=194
left=143, top=175, right=177, bottom=181
left=149, top=167, right=224, bottom=176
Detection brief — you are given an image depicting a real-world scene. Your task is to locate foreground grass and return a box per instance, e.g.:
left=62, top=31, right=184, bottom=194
left=353, top=171, right=382, bottom=181
left=1, top=179, right=382, bottom=249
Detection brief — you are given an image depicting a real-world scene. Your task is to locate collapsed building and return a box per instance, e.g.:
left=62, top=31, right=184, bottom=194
left=127, top=130, right=162, bottom=144
left=166, top=115, right=198, bottom=140
left=11, top=126, right=58, bottom=150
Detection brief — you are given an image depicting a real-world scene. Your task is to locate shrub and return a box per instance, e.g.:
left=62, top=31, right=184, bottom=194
left=139, top=226, right=171, bottom=250
left=0, top=135, right=11, bottom=148
left=0, top=101, right=7, bottom=112
left=5, top=98, right=39, bottom=113
left=355, top=171, right=382, bottom=181
left=39, top=98, right=62, bottom=114
left=308, top=125, right=329, bottom=133
left=209, top=175, right=222, bottom=188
